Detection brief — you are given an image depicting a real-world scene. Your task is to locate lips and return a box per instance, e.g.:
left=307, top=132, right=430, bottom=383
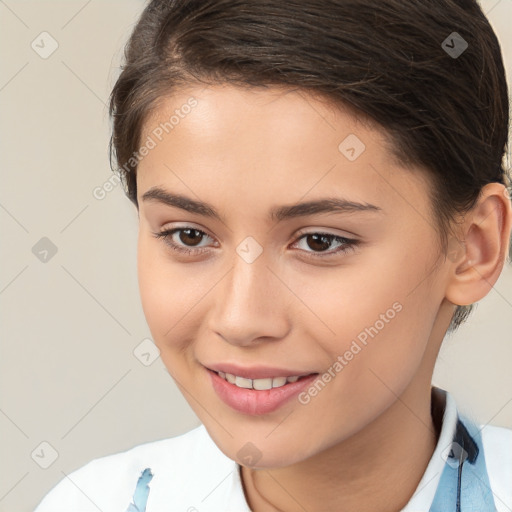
left=204, top=364, right=320, bottom=415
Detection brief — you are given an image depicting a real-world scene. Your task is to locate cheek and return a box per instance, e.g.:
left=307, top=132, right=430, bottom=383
left=137, top=235, right=195, bottom=351
left=295, top=248, right=427, bottom=342
left=295, top=242, right=439, bottom=388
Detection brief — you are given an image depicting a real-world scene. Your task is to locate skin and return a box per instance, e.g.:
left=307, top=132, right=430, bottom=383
left=134, top=84, right=512, bottom=512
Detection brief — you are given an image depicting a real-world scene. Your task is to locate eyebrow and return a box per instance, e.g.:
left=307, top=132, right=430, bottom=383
left=141, top=186, right=382, bottom=223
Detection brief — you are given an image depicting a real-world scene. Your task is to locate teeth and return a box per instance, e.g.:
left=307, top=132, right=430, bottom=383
left=218, top=372, right=305, bottom=390
left=254, top=378, right=273, bottom=390
left=272, top=376, right=287, bottom=388
left=235, top=376, right=252, bottom=389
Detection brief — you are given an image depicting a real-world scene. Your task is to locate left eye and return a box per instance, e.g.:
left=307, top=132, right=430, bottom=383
left=292, top=232, right=358, bottom=257
left=152, top=227, right=359, bottom=258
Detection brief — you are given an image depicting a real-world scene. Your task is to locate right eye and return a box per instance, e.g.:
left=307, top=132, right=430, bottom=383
left=152, top=227, right=215, bottom=255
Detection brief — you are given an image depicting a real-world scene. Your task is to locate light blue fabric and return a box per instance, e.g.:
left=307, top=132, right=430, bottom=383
left=125, top=468, right=153, bottom=512
left=430, top=415, right=497, bottom=512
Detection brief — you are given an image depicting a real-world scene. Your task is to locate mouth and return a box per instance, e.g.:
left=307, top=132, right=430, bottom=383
left=211, top=369, right=315, bottom=390
left=205, top=367, right=320, bottom=415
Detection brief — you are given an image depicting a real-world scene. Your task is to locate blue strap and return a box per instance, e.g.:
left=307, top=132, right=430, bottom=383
left=125, top=468, right=153, bottom=512
left=429, top=416, right=497, bottom=512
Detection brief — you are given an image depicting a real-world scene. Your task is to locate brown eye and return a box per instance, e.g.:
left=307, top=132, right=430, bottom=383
left=293, top=231, right=359, bottom=259
left=304, top=233, right=333, bottom=252
left=178, top=228, right=204, bottom=247
left=152, top=226, right=214, bottom=255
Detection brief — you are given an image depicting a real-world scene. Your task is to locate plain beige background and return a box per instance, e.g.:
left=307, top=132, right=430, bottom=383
left=0, top=1, right=511, bottom=511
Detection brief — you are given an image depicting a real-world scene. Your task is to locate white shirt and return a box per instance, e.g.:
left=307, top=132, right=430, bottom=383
left=34, top=389, right=511, bottom=512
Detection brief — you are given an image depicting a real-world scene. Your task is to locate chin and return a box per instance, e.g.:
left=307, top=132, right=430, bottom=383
left=206, top=425, right=317, bottom=469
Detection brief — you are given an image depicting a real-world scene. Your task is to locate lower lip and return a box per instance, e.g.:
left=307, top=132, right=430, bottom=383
left=207, top=368, right=319, bottom=415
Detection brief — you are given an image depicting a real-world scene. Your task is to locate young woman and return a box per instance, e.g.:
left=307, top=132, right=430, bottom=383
left=34, top=0, right=512, bottom=510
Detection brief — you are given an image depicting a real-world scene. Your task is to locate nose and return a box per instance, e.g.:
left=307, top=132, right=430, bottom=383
left=207, top=248, right=291, bottom=347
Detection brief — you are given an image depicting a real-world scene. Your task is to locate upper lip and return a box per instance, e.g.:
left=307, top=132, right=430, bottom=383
left=205, top=363, right=317, bottom=380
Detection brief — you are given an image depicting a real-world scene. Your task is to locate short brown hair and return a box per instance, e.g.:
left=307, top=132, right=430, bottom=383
left=109, top=0, right=511, bottom=332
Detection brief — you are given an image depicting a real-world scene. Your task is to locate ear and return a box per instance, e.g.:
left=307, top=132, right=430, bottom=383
left=445, top=182, right=512, bottom=306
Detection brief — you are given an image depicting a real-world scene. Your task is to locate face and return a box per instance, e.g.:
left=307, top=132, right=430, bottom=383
left=136, top=84, right=451, bottom=468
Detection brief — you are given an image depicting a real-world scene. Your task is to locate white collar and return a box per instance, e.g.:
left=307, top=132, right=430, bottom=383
left=401, top=387, right=458, bottom=511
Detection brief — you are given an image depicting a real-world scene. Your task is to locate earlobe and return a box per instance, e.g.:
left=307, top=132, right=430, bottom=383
left=445, top=183, right=512, bottom=307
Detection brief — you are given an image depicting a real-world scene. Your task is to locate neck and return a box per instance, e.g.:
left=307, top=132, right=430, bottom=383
left=241, top=377, right=438, bottom=512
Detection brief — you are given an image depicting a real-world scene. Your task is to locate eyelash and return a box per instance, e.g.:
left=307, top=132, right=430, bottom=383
left=152, top=226, right=359, bottom=259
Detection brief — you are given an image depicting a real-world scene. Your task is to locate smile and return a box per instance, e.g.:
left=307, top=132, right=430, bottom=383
left=215, top=371, right=304, bottom=390
left=206, top=367, right=320, bottom=415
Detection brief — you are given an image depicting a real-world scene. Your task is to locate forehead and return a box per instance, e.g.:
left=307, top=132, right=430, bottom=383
left=137, top=84, right=432, bottom=220
left=141, top=84, right=382, bottom=152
